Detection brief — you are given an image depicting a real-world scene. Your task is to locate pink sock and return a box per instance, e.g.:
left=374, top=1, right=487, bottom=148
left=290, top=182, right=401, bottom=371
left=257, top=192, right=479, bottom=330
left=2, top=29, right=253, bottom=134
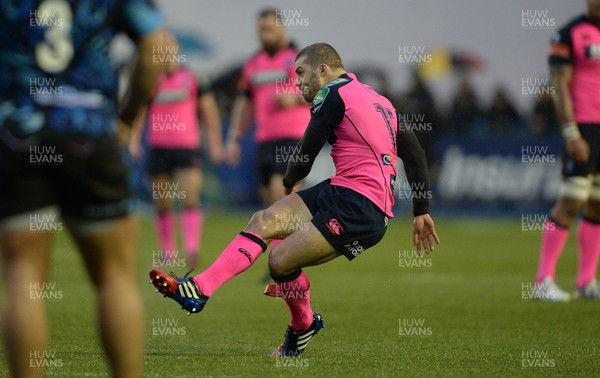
left=193, top=231, right=266, bottom=296
left=156, top=212, right=175, bottom=251
left=274, top=270, right=313, bottom=331
left=576, top=219, right=600, bottom=289
left=182, top=208, right=203, bottom=258
left=535, top=219, right=569, bottom=283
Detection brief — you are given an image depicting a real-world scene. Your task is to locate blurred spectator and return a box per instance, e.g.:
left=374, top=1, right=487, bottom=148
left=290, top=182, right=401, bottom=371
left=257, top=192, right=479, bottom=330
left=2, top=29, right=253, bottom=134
left=486, top=86, right=522, bottom=135
left=447, top=74, right=482, bottom=136
left=529, top=93, right=560, bottom=136
left=352, top=65, right=394, bottom=100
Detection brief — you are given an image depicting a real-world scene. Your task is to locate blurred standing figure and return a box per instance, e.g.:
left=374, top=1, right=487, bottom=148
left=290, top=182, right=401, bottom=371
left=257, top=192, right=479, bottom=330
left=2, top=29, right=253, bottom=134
left=225, top=8, right=310, bottom=264
left=532, top=0, right=600, bottom=301
left=130, top=33, right=223, bottom=268
left=226, top=8, right=310, bottom=205
left=0, top=0, right=165, bottom=377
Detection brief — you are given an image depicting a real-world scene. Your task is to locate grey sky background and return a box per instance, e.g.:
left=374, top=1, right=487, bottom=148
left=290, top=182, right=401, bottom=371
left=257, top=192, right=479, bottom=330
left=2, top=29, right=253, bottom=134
left=156, top=1, right=581, bottom=111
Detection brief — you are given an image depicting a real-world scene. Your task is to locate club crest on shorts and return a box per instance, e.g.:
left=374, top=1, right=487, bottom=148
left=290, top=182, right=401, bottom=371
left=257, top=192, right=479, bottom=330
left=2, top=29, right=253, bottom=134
left=326, top=218, right=343, bottom=236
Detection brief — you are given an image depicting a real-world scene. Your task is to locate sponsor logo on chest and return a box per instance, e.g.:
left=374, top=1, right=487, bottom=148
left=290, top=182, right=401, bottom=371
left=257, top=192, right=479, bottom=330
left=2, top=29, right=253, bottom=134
left=252, top=70, right=288, bottom=86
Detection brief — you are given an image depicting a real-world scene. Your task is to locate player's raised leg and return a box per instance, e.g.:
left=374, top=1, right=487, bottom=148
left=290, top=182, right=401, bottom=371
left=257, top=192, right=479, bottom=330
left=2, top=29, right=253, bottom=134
left=71, top=215, right=144, bottom=377
left=149, top=192, right=312, bottom=312
left=0, top=210, right=52, bottom=378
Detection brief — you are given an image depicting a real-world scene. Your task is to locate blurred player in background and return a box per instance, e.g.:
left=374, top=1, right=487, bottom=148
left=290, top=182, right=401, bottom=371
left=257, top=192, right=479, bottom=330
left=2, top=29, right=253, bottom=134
left=151, top=43, right=439, bottom=357
left=0, top=1, right=164, bottom=376
left=225, top=8, right=310, bottom=260
left=129, top=32, right=223, bottom=268
left=533, top=0, right=600, bottom=301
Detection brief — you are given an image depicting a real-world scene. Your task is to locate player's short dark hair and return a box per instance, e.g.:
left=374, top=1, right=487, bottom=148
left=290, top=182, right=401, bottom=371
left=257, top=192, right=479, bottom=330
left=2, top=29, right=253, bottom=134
left=296, top=43, right=344, bottom=70
left=257, top=7, right=283, bottom=23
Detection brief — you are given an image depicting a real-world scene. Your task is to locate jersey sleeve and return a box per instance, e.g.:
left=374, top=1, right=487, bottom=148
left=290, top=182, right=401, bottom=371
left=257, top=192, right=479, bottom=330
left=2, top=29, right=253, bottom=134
left=307, top=85, right=345, bottom=136
left=548, top=24, right=573, bottom=65
left=119, top=0, right=164, bottom=41
left=396, top=111, right=430, bottom=216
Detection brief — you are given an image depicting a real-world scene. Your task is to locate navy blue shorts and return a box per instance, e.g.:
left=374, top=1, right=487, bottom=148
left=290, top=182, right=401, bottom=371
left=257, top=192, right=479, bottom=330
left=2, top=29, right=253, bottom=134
left=562, top=123, right=600, bottom=177
left=256, top=138, right=300, bottom=186
left=0, top=127, right=129, bottom=221
left=147, top=147, right=201, bottom=176
left=297, top=179, right=389, bottom=261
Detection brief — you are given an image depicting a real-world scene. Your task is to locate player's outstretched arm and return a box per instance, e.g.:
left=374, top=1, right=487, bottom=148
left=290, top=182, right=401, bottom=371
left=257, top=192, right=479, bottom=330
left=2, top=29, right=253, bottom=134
left=199, top=92, right=224, bottom=164
left=282, top=127, right=328, bottom=194
left=396, top=119, right=430, bottom=217
left=226, top=95, right=253, bottom=166
left=396, top=117, right=440, bottom=254
left=550, top=64, right=589, bottom=163
left=119, top=29, right=167, bottom=128
left=127, top=105, right=149, bottom=158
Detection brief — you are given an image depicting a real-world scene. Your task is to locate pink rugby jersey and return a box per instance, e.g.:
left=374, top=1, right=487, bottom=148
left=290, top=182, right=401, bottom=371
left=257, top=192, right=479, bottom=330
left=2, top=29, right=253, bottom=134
left=308, top=73, right=398, bottom=217
left=549, top=15, right=600, bottom=123
left=147, top=67, right=210, bottom=149
left=240, top=43, right=310, bottom=142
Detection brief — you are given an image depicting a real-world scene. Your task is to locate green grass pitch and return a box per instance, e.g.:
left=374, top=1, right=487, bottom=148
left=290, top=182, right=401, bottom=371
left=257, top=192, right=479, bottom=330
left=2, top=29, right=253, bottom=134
left=1, top=213, right=599, bottom=377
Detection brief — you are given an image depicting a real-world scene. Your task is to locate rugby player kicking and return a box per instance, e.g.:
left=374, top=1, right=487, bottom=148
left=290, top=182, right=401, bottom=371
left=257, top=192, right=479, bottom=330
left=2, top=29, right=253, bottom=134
left=150, top=43, right=440, bottom=356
